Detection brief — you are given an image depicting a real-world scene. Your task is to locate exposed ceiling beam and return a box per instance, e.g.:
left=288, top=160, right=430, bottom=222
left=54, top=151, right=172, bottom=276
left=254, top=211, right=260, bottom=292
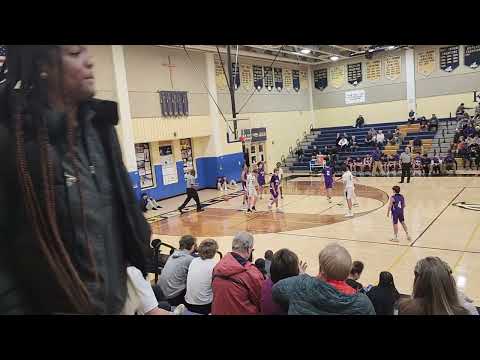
left=245, top=45, right=326, bottom=61
left=328, top=45, right=364, bottom=54
left=164, top=45, right=316, bottom=65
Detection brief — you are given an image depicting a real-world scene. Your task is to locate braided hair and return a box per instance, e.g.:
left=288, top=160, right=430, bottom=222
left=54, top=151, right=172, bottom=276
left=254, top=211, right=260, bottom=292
left=3, top=46, right=97, bottom=313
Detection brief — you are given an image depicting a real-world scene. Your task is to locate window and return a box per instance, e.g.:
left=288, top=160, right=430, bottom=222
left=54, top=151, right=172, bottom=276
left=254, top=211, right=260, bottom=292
left=135, top=143, right=155, bottom=189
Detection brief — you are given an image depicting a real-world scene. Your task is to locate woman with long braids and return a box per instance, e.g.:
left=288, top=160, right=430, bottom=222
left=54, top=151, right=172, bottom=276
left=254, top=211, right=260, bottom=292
left=0, top=45, right=151, bottom=314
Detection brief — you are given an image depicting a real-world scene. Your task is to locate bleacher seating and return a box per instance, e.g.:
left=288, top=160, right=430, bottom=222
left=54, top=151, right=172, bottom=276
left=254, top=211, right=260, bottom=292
left=288, top=119, right=444, bottom=174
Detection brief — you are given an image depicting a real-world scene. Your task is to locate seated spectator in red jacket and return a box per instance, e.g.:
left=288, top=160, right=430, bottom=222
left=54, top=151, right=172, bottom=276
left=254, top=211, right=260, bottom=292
left=211, top=231, right=264, bottom=315
left=261, top=248, right=307, bottom=315
left=346, top=261, right=364, bottom=292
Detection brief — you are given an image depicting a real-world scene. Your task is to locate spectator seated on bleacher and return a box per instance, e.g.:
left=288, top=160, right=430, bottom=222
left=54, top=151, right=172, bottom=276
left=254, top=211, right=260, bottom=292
left=295, top=147, right=304, bottom=161
left=184, top=239, right=219, bottom=315
left=337, top=136, right=350, bottom=152
left=366, top=132, right=375, bottom=145
left=312, top=145, right=319, bottom=157
left=453, top=130, right=461, bottom=144
left=211, top=232, right=264, bottom=315
left=408, top=109, right=416, bottom=124
left=399, top=257, right=470, bottom=315
left=464, top=144, right=480, bottom=170
left=385, top=130, right=394, bottom=143
left=463, top=124, right=475, bottom=138
left=271, top=243, right=375, bottom=315
left=363, top=154, right=373, bottom=175
left=443, top=151, right=457, bottom=174
left=431, top=154, right=442, bottom=176
left=428, top=114, right=438, bottom=132
left=350, top=135, right=359, bottom=152
left=412, top=137, right=423, bottom=154
left=261, top=248, right=305, bottom=315
left=412, top=154, right=423, bottom=176
left=157, top=235, right=198, bottom=308
left=346, top=261, right=364, bottom=293
left=421, top=154, right=431, bottom=177
left=355, top=115, right=365, bottom=128
left=368, top=127, right=377, bottom=138
left=366, top=271, right=400, bottom=315
left=140, top=193, right=162, bottom=212
left=375, top=130, right=385, bottom=149
left=419, top=116, right=428, bottom=130
left=354, top=156, right=364, bottom=174
left=456, top=103, right=468, bottom=119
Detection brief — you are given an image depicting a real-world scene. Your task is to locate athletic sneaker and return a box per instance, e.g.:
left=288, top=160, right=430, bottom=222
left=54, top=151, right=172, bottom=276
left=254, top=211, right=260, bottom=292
left=344, top=212, right=354, bottom=218
left=328, top=198, right=332, bottom=203
left=353, top=203, right=359, bottom=207
left=389, top=237, right=399, bottom=242
left=197, top=208, right=205, bottom=212
left=173, top=304, right=186, bottom=315
left=246, top=209, right=252, bottom=213
left=276, top=208, right=284, bottom=213
left=252, top=206, right=257, bottom=211
left=178, top=208, right=184, bottom=214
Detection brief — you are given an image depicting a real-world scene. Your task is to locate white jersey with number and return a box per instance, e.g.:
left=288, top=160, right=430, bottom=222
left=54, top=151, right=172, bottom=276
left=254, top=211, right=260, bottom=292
left=277, top=168, right=284, bottom=181
left=246, top=173, right=258, bottom=195
left=341, top=171, right=354, bottom=189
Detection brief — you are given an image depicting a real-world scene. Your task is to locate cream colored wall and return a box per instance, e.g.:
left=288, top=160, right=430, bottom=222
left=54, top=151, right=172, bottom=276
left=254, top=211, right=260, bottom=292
left=238, top=111, right=312, bottom=169
left=314, top=100, right=408, bottom=128
left=87, top=45, right=116, bottom=101
left=132, top=115, right=212, bottom=143
left=416, top=92, right=476, bottom=119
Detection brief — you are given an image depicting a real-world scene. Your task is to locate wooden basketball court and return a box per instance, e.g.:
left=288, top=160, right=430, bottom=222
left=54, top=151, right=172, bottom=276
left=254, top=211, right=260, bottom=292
left=148, top=176, right=480, bottom=305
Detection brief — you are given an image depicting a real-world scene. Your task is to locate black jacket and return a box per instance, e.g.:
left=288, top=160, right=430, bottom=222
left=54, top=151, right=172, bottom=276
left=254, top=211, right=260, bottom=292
left=0, top=99, right=151, bottom=314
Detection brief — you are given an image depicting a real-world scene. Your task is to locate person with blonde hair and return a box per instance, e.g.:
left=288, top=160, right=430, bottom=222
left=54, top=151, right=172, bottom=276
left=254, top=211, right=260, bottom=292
left=185, top=238, right=219, bottom=315
left=399, top=257, right=470, bottom=315
left=271, top=243, right=375, bottom=315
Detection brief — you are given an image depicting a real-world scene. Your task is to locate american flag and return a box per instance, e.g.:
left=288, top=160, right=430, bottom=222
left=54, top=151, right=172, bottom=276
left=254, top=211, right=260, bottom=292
left=0, top=45, right=6, bottom=68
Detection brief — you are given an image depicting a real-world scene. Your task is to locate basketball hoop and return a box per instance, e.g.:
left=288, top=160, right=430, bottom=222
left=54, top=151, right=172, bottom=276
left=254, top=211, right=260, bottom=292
left=226, top=117, right=251, bottom=144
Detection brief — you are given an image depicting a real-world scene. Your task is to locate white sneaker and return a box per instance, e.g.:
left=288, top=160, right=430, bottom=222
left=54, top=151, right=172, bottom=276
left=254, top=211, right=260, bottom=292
left=353, top=203, right=359, bottom=207
left=389, top=237, right=399, bottom=242
left=173, top=304, right=186, bottom=315
left=344, top=212, right=354, bottom=218
left=276, top=208, right=284, bottom=213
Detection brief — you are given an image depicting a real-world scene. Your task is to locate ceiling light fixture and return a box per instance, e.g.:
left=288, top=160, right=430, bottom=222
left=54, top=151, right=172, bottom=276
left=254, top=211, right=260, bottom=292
left=387, top=46, right=396, bottom=50
left=330, top=55, right=339, bottom=61
left=300, top=48, right=312, bottom=54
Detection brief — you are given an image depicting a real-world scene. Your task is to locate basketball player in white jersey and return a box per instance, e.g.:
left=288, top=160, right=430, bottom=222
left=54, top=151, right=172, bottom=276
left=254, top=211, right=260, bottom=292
left=341, top=165, right=356, bottom=217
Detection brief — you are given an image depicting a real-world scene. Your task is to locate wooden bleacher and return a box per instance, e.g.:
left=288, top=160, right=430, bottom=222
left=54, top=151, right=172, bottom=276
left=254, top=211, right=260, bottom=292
left=408, top=139, right=433, bottom=154
left=398, top=123, right=421, bottom=135
left=383, top=144, right=399, bottom=156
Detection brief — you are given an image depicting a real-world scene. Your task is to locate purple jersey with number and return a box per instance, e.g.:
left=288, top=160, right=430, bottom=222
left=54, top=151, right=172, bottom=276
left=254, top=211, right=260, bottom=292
left=323, top=166, right=334, bottom=189
left=258, top=166, right=266, bottom=186
left=270, top=174, right=280, bottom=198
left=391, top=194, right=405, bottom=215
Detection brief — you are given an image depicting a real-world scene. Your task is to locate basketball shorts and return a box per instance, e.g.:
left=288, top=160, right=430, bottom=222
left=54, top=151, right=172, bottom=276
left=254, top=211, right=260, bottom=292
left=392, top=211, right=405, bottom=224
left=247, top=188, right=257, bottom=197
left=324, top=180, right=333, bottom=189
left=344, top=187, right=354, bottom=200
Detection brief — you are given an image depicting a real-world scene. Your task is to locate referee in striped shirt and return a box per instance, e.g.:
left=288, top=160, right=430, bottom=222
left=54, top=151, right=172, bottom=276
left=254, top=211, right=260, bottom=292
left=178, top=169, right=204, bottom=213
left=399, top=146, right=412, bottom=183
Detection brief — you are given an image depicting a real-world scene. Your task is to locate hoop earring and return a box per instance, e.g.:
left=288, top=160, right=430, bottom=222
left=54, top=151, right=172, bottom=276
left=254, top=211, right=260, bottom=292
left=40, top=72, right=48, bottom=79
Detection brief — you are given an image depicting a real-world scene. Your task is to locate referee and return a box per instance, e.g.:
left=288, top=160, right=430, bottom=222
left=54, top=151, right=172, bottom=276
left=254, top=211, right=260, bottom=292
left=399, top=146, right=412, bottom=184
left=178, top=169, right=204, bottom=213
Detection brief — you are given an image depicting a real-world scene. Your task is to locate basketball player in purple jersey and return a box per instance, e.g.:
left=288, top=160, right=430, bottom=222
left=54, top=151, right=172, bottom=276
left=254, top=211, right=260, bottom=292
left=322, top=161, right=334, bottom=203
left=387, top=185, right=412, bottom=242
left=268, top=168, right=281, bottom=211
left=257, top=161, right=266, bottom=199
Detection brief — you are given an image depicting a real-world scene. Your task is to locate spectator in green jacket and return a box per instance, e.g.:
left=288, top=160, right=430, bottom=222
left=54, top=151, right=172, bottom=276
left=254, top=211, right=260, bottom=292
left=271, top=243, right=375, bottom=315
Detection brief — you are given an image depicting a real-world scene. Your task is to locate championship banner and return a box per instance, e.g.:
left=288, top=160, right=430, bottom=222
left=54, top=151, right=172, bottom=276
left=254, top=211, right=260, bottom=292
left=330, top=65, right=345, bottom=88
left=439, top=46, right=459, bottom=73
left=172, top=92, right=179, bottom=116
left=263, top=66, right=274, bottom=91
left=274, top=67, right=283, bottom=91
left=283, top=68, right=293, bottom=90
left=464, top=45, right=480, bottom=69
left=182, top=92, right=189, bottom=116
left=166, top=92, right=173, bottom=116
left=313, top=68, right=328, bottom=90
left=347, top=63, right=362, bottom=86
left=417, top=49, right=436, bottom=76
left=366, top=60, right=381, bottom=81
left=292, top=69, right=300, bottom=92
left=160, top=92, right=167, bottom=117
left=240, top=64, right=253, bottom=91
left=215, top=56, right=228, bottom=91
left=253, top=65, right=263, bottom=91
left=299, top=70, right=308, bottom=90
left=385, top=56, right=401, bottom=80
left=232, top=62, right=241, bottom=90
left=176, top=92, right=183, bottom=116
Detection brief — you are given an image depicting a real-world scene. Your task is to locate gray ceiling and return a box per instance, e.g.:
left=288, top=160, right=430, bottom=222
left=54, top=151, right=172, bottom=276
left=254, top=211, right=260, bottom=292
left=175, top=45, right=409, bottom=66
